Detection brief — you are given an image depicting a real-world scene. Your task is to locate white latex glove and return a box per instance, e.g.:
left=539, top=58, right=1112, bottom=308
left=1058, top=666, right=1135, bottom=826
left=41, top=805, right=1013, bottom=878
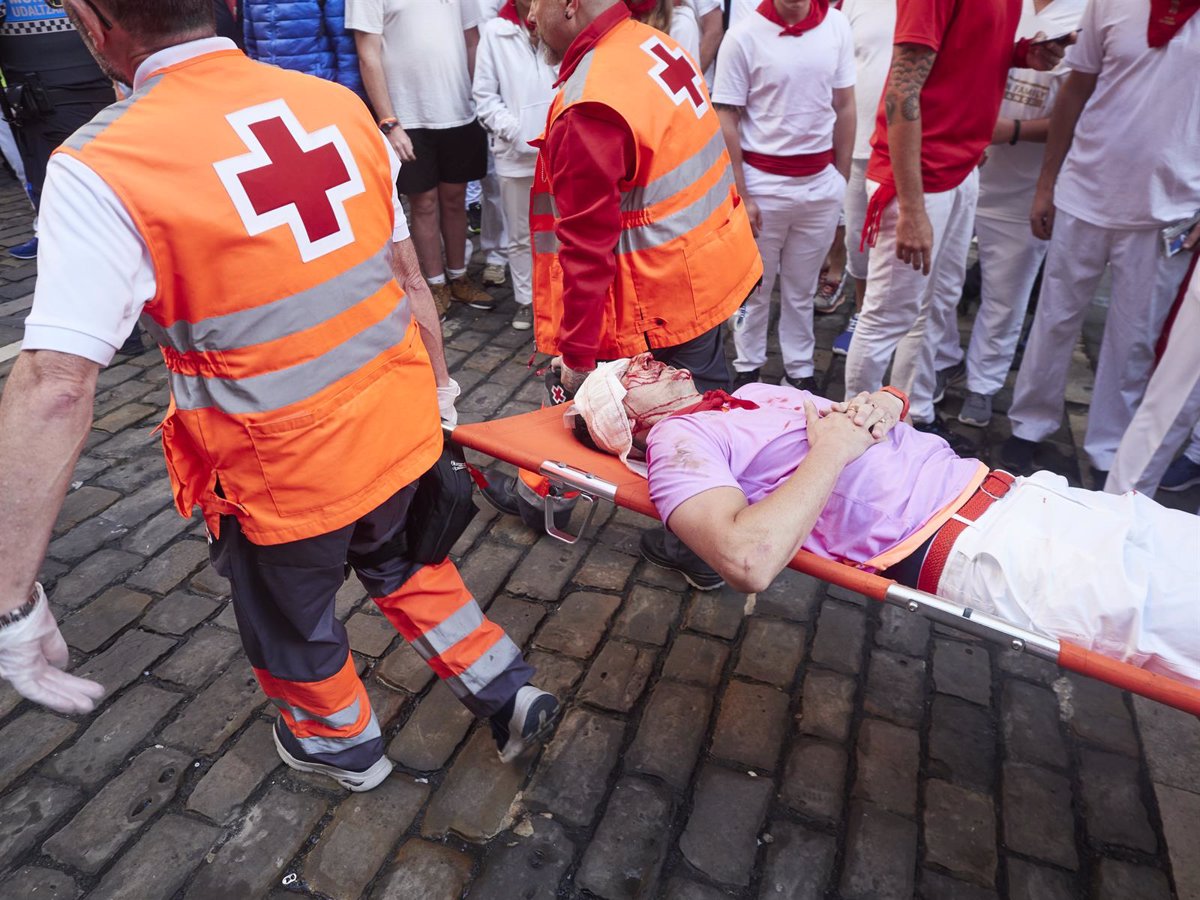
left=0, top=584, right=105, bottom=715
left=438, top=378, right=462, bottom=428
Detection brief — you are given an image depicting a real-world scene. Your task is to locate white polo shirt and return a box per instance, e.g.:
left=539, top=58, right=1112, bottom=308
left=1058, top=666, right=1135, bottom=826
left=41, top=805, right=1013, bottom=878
left=840, top=0, right=896, bottom=161
left=712, top=7, right=855, bottom=157
left=345, top=0, right=481, bottom=130
left=24, top=39, right=411, bottom=367
left=1053, top=0, right=1200, bottom=229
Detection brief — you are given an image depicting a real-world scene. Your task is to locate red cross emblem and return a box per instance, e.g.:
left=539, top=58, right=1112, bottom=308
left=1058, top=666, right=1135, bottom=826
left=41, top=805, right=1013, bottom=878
left=214, top=100, right=366, bottom=262
left=641, top=37, right=708, bottom=119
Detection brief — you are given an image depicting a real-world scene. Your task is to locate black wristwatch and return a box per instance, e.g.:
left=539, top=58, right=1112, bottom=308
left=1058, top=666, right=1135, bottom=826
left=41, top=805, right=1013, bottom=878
left=0, top=585, right=41, bottom=631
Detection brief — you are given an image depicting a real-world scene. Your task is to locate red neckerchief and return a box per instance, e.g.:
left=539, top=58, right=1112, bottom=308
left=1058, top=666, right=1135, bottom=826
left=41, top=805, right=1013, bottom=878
left=671, top=390, right=761, bottom=418
left=498, top=0, right=536, bottom=32
left=624, top=0, right=657, bottom=16
left=1148, top=0, right=1200, bottom=46
left=755, top=0, right=828, bottom=36
left=554, top=2, right=631, bottom=88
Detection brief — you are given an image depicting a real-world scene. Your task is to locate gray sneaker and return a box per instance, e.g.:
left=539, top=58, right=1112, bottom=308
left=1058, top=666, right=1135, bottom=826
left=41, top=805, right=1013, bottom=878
left=511, top=304, right=533, bottom=331
left=958, top=391, right=993, bottom=428
left=493, top=686, right=560, bottom=763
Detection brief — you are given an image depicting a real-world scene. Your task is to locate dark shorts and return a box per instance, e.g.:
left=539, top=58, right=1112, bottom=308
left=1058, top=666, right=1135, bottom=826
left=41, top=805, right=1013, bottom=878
left=396, top=119, right=488, bottom=195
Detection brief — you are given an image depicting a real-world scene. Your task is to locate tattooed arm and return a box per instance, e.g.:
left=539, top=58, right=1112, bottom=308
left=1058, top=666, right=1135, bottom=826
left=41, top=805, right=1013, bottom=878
left=715, top=103, right=761, bottom=235
left=884, top=43, right=936, bottom=274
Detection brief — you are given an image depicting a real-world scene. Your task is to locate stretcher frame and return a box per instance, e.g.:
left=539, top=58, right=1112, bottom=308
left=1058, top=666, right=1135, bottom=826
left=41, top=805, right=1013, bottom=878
left=448, top=406, right=1200, bottom=717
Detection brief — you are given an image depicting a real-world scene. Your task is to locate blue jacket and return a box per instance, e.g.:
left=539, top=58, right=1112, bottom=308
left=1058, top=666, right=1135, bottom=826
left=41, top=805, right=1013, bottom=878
left=243, top=0, right=364, bottom=98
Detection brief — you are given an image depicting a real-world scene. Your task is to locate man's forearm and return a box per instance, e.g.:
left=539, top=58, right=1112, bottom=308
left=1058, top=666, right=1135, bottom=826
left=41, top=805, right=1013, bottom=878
left=391, top=238, right=450, bottom=385
left=1035, top=70, right=1096, bottom=195
left=353, top=32, right=396, bottom=122
left=715, top=105, right=748, bottom=199
left=698, top=9, right=723, bottom=73
left=464, top=27, right=479, bottom=81
left=832, top=89, right=856, bottom=181
left=884, top=44, right=935, bottom=212
left=0, top=351, right=98, bottom=613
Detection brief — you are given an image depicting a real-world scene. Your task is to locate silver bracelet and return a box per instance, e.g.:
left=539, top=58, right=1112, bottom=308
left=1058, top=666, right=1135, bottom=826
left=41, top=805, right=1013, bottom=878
left=0, top=586, right=41, bottom=631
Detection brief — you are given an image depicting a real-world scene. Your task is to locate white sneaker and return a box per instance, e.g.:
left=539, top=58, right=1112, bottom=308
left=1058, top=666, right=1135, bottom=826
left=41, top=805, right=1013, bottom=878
left=272, top=720, right=393, bottom=792
left=493, top=686, right=560, bottom=764
left=482, top=263, right=507, bottom=286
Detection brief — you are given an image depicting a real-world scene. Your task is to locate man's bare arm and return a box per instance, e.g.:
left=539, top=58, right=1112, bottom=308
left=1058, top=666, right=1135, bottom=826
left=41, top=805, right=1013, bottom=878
left=0, top=351, right=99, bottom=612
left=832, top=85, right=856, bottom=182
left=1030, top=69, right=1097, bottom=239
left=668, top=401, right=891, bottom=593
left=353, top=31, right=396, bottom=123
left=884, top=43, right=936, bottom=274
left=697, top=8, right=723, bottom=73
left=390, top=237, right=450, bottom=386
left=715, top=103, right=760, bottom=234
left=464, top=25, right=480, bottom=81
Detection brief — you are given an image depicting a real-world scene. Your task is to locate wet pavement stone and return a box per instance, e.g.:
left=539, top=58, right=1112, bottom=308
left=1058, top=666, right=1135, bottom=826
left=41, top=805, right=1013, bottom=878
left=0, top=213, right=1192, bottom=898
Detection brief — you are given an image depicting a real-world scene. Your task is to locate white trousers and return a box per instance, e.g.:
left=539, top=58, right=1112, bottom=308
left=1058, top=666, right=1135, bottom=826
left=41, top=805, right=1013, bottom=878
left=733, top=166, right=845, bottom=378
left=843, top=157, right=871, bottom=281
left=499, top=173, right=535, bottom=307
left=1107, top=266, right=1200, bottom=494
left=940, top=470, right=1200, bottom=688
left=1008, top=210, right=1190, bottom=469
left=964, top=214, right=1051, bottom=396
left=844, top=171, right=979, bottom=422
left=481, top=160, right=508, bottom=267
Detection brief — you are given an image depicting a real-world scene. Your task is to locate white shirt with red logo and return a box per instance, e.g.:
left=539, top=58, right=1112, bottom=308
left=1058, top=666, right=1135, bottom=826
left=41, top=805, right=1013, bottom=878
left=23, top=38, right=411, bottom=367
left=711, top=8, right=855, bottom=158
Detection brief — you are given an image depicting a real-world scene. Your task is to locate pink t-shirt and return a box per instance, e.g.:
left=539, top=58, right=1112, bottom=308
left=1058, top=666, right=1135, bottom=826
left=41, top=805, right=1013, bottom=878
left=645, top=384, right=982, bottom=565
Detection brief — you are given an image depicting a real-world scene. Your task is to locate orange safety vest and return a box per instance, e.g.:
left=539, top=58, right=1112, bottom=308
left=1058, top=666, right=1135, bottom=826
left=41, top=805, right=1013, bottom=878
left=56, top=48, right=441, bottom=545
left=530, top=19, right=762, bottom=360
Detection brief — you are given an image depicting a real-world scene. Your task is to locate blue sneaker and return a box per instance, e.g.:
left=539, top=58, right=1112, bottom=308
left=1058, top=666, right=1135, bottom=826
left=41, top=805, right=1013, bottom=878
left=8, top=236, right=37, bottom=260
left=1160, top=455, right=1200, bottom=492
left=832, top=313, right=858, bottom=357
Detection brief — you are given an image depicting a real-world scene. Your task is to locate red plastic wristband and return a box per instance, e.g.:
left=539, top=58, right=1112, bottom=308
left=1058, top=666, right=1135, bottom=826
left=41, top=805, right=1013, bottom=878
left=881, top=386, right=909, bottom=421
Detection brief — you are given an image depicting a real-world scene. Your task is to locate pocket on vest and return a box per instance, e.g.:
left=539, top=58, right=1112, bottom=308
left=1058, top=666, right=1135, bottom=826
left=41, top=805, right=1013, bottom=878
left=245, top=351, right=414, bottom=519
left=683, top=196, right=755, bottom=323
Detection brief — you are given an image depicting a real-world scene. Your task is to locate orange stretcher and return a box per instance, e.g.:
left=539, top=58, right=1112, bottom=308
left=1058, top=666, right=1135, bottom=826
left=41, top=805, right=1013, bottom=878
left=449, top=405, right=1200, bottom=717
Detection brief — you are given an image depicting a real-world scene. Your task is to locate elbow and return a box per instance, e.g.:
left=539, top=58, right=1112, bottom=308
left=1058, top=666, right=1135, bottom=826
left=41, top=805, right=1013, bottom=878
left=718, top=546, right=778, bottom=595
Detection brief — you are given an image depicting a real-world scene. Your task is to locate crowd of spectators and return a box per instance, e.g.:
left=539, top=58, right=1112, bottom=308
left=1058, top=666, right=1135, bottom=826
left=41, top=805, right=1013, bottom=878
left=2, top=0, right=1197, bottom=494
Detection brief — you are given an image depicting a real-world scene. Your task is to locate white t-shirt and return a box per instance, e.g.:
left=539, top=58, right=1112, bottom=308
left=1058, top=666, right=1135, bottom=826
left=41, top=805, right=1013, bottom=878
left=978, top=0, right=1086, bottom=223
left=477, top=0, right=505, bottom=18
left=839, top=0, right=896, bottom=161
left=670, top=3, right=702, bottom=63
left=23, top=40, right=412, bottom=367
left=1054, top=0, right=1200, bottom=229
left=712, top=8, right=855, bottom=157
left=727, top=0, right=758, bottom=30
left=345, top=0, right=481, bottom=130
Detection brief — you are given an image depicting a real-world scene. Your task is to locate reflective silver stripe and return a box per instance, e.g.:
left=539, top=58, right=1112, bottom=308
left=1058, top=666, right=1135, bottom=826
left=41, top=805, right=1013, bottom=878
left=158, top=244, right=394, bottom=353
left=617, top=168, right=733, bottom=255
left=620, top=129, right=727, bottom=214
left=292, top=710, right=382, bottom=756
left=271, top=696, right=364, bottom=730
left=169, top=296, right=411, bottom=414
left=530, top=192, right=557, bottom=217
left=560, top=50, right=596, bottom=106
left=62, top=74, right=165, bottom=152
left=533, top=230, right=560, bottom=254
left=448, top=634, right=523, bottom=698
left=411, top=601, right=486, bottom=661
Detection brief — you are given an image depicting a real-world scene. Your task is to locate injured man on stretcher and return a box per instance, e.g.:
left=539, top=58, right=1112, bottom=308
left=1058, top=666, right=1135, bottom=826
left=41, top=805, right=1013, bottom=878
left=566, top=353, right=1200, bottom=688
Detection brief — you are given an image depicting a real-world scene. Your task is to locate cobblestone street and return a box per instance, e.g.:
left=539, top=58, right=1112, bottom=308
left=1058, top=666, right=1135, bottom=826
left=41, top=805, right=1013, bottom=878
left=1, top=171, right=1198, bottom=900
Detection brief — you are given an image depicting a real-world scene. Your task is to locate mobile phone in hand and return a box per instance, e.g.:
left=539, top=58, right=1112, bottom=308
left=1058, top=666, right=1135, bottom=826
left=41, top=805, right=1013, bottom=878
left=1031, top=29, right=1079, bottom=47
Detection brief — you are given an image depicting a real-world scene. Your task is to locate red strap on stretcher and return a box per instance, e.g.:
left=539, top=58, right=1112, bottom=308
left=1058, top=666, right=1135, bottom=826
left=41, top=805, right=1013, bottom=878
left=916, top=471, right=1015, bottom=593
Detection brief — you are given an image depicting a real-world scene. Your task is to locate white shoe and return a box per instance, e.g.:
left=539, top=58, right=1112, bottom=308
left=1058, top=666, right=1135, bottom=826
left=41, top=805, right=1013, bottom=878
left=482, top=263, right=507, bottom=286
left=272, top=720, right=393, bottom=792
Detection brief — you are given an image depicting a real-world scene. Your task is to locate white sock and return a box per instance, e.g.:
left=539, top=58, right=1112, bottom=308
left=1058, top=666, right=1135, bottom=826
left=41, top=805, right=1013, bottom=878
left=427, top=273, right=446, bottom=286
left=446, top=266, right=467, bottom=280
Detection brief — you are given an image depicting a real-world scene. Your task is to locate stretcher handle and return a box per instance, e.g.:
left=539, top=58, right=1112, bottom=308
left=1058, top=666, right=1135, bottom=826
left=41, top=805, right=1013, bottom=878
left=1058, top=642, right=1200, bottom=717
left=791, top=551, right=892, bottom=601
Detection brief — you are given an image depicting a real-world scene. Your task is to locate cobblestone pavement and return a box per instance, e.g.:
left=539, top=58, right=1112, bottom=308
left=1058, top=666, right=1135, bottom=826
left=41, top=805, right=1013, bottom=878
left=1, top=171, right=1198, bottom=900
